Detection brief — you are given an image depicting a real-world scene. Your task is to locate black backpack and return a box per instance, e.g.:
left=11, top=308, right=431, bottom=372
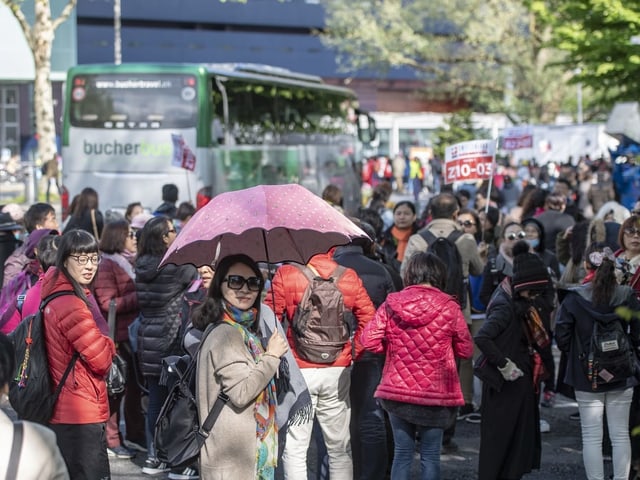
left=155, top=323, right=228, bottom=467
left=291, top=264, right=350, bottom=364
left=9, top=291, right=78, bottom=425
left=419, top=229, right=467, bottom=309
left=582, top=316, right=636, bottom=389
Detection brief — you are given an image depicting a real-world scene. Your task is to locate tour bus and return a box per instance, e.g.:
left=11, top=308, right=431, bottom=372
left=61, top=63, right=377, bottom=216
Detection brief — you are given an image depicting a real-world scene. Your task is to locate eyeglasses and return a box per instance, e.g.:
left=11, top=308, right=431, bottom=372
left=506, top=231, right=526, bottom=241
left=127, top=231, right=136, bottom=239
left=69, top=254, right=101, bottom=266
left=623, top=227, right=640, bottom=237
left=167, top=229, right=177, bottom=234
left=458, top=220, right=476, bottom=228
left=224, top=275, right=262, bottom=292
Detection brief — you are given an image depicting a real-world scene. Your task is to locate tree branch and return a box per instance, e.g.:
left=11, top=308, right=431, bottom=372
left=52, top=0, right=77, bottom=31
left=1, top=0, right=35, bottom=50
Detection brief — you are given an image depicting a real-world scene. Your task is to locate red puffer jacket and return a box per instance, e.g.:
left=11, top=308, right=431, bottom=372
left=42, top=268, right=115, bottom=424
left=93, top=255, right=138, bottom=342
left=361, top=284, right=473, bottom=407
left=265, top=252, right=375, bottom=368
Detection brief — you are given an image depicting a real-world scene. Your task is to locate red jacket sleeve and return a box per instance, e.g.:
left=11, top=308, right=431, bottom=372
left=58, top=296, right=115, bottom=377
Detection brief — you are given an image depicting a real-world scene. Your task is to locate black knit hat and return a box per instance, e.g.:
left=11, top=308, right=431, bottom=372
left=511, top=241, right=550, bottom=293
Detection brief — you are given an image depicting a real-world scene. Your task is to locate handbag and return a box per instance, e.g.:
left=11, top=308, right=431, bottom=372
left=473, top=353, right=504, bottom=392
left=90, top=209, right=100, bottom=241
left=106, top=298, right=128, bottom=397
left=531, top=350, right=549, bottom=394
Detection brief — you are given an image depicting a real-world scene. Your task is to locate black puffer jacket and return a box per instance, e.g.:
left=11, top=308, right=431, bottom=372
left=135, top=254, right=197, bottom=377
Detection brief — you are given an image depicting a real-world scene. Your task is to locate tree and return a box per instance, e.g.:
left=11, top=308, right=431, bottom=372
left=533, top=0, right=640, bottom=113
left=1, top=0, right=77, bottom=166
left=319, top=0, right=575, bottom=123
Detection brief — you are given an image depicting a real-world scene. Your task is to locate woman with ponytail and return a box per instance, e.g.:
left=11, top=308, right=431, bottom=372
left=193, top=254, right=310, bottom=480
left=555, top=242, right=640, bottom=480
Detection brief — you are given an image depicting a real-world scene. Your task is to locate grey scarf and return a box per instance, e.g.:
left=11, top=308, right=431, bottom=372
left=259, top=306, right=313, bottom=429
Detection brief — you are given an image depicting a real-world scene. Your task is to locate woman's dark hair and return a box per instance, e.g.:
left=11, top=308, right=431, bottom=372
left=393, top=200, right=416, bottom=215
left=74, top=187, right=100, bottom=213
left=0, top=332, right=15, bottom=388
left=357, top=208, right=384, bottom=240
left=402, top=252, right=447, bottom=290
left=176, top=202, right=196, bottom=222
left=585, top=242, right=616, bottom=307
left=137, top=215, right=172, bottom=257
left=458, top=208, right=482, bottom=243
left=520, top=188, right=547, bottom=220
left=36, top=234, right=60, bottom=271
left=618, top=215, right=640, bottom=252
left=570, top=220, right=591, bottom=265
left=521, top=217, right=546, bottom=253
left=191, top=254, right=263, bottom=331
left=99, top=219, right=129, bottom=254
left=125, top=202, right=142, bottom=222
left=55, top=229, right=99, bottom=302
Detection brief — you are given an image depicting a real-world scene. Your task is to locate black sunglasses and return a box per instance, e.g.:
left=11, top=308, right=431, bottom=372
left=506, top=231, right=526, bottom=241
left=458, top=220, right=475, bottom=228
left=224, top=275, right=262, bottom=292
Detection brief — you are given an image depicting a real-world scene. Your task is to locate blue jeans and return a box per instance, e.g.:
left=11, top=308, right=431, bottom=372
left=388, top=412, right=443, bottom=480
left=350, top=357, right=389, bottom=480
left=145, top=376, right=168, bottom=459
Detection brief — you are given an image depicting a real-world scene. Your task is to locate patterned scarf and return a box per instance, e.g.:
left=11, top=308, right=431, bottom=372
left=222, top=302, right=278, bottom=480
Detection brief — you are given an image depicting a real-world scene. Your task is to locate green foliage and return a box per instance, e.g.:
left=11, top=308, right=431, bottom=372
left=320, top=0, right=575, bottom=122
left=539, top=0, right=640, bottom=109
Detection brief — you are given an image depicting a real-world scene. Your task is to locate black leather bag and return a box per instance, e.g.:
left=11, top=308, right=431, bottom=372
left=107, top=299, right=128, bottom=397
left=155, top=324, right=227, bottom=467
left=107, top=353, right=128, bottom=396
left=473, top=353, right=504, bottom=392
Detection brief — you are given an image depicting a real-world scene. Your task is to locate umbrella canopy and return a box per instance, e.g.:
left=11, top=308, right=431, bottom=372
left=160, top=184, right=368, bottom=268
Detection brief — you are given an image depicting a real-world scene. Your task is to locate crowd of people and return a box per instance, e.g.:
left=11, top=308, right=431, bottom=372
left=0, top=151, right=638, bottom=480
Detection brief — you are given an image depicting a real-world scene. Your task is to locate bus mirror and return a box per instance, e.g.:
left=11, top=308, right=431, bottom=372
left=357, top=113, right=377, bottom=144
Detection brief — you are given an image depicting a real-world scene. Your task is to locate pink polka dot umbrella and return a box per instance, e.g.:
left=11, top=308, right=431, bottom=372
left=160, top=184, right=368, bottom=268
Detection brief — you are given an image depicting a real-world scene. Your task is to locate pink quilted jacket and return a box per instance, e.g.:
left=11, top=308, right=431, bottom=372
left=361, top=284, right=473, bottom=407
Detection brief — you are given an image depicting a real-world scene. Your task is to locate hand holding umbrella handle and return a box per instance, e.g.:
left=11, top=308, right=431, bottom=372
left=266, top=330, right=289, bottom=359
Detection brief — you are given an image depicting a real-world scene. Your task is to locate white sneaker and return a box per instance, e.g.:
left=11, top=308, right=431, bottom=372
left=540, top=419, right=551, bottom=433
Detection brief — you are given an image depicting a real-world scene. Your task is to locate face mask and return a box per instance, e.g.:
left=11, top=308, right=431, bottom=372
left=527, top=238, right=540, bottom=249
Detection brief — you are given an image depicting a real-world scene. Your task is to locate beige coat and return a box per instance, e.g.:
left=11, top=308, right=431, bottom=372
left=0, top=409, right=69, bottom=479
left=197, top=322, right=280, bottom=480
left=401, top=218, right=485, bottom=322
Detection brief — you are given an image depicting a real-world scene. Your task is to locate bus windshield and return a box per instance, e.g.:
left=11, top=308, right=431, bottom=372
left=69, top=73, right=198, bottom=129
left=212, top=79, right=357, bottom=145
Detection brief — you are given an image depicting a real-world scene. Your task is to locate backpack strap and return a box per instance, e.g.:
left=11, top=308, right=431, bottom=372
left=295, top=263, right=346, bottom=283
left=6, top=421, right=23, bottom=479
left=447, top=229, right=464, bottom=243
left=41, top=290, right=80, bottom=402
left=418, top=228, right=437, bottom=247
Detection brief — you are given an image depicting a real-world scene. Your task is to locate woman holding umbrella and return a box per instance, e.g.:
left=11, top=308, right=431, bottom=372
left=192, top=254, right=309, bottom=480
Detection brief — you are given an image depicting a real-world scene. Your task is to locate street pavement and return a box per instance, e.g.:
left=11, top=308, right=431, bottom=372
left=111, top=391, right=591, bottom=479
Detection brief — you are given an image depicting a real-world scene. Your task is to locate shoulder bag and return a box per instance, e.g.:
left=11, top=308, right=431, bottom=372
left=106, top=298, right=128, bottom=397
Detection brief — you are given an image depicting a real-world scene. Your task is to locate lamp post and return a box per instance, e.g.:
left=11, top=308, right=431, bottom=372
left=574, top=68, right=583, bottom=124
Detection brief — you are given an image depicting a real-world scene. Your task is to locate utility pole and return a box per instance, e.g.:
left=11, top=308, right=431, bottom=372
left=114, top=0, right=121, bottom=65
